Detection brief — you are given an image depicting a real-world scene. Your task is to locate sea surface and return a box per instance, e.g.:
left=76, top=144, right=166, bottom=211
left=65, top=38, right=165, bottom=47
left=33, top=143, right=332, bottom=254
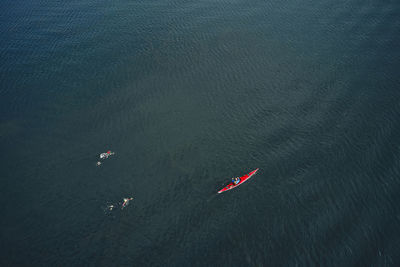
left=1, top=0, right=400, bottom=266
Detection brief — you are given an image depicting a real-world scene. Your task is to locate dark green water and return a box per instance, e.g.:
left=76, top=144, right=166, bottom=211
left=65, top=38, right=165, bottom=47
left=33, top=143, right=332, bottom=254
left=1, top=0, right=400, bottom=266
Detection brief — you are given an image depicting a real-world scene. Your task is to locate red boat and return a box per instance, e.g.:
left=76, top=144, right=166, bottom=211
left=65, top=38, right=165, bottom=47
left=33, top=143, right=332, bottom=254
left=217, top=168, right=259, bottom=194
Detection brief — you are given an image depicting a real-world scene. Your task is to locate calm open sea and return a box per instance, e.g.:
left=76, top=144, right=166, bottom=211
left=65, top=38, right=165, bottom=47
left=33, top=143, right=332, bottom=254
left=1, top=0, right=400, bottom=266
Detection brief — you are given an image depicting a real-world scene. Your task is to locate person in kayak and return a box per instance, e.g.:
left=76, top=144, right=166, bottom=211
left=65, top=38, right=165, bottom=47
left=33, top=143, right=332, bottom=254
left=232, top=177, right=240, bottom=185
left=121, top=197, right=133, bottom=209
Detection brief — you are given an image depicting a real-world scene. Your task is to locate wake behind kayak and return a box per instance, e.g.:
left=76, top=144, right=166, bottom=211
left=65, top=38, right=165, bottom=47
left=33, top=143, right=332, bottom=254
left=217, top=168, right=259, bottom=194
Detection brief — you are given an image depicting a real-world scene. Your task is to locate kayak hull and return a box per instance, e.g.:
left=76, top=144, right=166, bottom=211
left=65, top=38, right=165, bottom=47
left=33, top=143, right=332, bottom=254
left=217, top=168, right=259, bottom=194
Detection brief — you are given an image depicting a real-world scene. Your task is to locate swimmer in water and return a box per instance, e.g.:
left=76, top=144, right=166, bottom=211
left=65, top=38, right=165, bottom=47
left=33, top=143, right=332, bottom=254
left=108, top=204, right=115, bottom=211
left=96, top=161, right=102, bottom=166
left=121, top=197, right=133, bottom=209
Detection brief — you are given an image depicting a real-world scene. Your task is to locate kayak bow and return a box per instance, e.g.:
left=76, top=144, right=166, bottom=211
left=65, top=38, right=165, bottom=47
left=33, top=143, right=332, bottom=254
left=217, top=168, right=259, bottom=194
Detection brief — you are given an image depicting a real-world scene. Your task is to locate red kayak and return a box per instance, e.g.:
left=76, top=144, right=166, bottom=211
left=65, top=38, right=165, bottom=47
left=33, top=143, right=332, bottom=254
left=217, top=168, right=259, bottom=194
